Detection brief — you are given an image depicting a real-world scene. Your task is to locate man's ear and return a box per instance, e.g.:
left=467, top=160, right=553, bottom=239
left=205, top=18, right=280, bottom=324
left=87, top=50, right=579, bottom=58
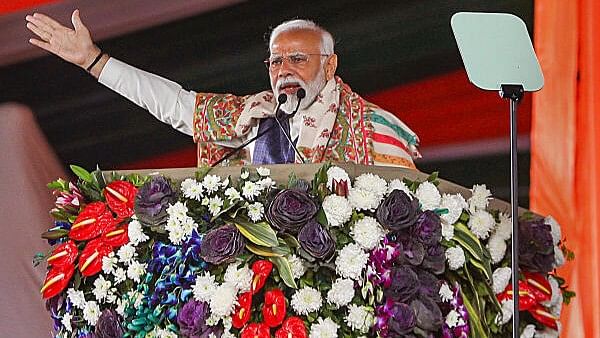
left=325, top=54, right=338, bottom=80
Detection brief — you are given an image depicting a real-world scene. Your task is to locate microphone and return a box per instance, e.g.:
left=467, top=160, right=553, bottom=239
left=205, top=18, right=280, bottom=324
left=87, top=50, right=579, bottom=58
left=274, top=88, right=306, bottom=163
left=210, top=93, right=288, bottom=167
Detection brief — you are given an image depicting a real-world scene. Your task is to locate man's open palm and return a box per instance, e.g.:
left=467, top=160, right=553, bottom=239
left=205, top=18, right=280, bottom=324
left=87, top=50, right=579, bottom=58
left=26, top=9, right=99, bottom=68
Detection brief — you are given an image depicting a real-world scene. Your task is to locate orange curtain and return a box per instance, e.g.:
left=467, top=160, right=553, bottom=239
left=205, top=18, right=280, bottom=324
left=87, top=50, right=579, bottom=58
left=531, top=1, right=600, bottom=337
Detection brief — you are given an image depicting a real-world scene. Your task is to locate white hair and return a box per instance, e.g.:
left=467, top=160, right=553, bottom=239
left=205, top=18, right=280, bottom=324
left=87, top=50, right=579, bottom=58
left=269, top=19, right=334, bottom=55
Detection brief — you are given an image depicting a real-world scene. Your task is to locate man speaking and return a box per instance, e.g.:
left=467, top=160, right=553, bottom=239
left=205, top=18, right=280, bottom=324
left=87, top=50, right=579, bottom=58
left=26, top=10, right=420, bottom=168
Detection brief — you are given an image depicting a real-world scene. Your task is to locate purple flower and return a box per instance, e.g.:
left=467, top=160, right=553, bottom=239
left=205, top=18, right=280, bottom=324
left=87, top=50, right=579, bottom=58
left=399, top=237, right=425, bottom=266
left=298, top=220, right=335, bottom=260
left=413, top=210, right=442, bottom=246
left=177, top=300, right=220, bottom=338
left=267, top=189, right=318, bottom=233
left=200, top=224, right=245, bottom=264
left=135, top=175, right=177, bottom=228
left=387, top=301, right=417, bottom=336
left=519, top=218, right=555, bottom=273
left=95, top=309, right=123, bottom=338
left=376, top=190, right=421, bottom=231
left=410, top=296, right=443, bottom=332
left=384, top=265, right=419, bottom=303
left=421, top=243, right=446, bottom=275
left=415, top=269, right=441, bottom=302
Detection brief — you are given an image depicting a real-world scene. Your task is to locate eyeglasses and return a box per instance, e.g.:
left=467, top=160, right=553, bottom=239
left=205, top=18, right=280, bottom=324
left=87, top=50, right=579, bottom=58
left=264, top=53, right=330, bottom=70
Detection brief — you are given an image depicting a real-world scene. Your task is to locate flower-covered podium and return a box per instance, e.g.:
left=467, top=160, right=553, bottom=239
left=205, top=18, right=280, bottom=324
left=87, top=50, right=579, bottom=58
left=38, top=163, right=573, bottom=338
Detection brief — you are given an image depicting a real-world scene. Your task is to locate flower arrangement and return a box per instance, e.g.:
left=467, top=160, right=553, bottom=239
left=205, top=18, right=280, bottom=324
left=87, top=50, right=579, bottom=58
left=35, top=164, right=574, bottom=337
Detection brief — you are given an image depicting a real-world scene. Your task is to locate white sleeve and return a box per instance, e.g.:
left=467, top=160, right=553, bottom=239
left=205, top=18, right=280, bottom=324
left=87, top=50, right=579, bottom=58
left=97, top=57, right=196, bottom=136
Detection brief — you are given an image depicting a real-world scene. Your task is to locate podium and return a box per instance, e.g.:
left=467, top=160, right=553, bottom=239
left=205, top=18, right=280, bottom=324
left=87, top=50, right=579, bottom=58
left=38, top=163, right=567, bottom=338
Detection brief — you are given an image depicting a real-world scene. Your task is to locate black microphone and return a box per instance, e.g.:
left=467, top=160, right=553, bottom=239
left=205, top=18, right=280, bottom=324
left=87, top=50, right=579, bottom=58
left=274, top=88, right=306, bottom=163
left=210, top=93, right=288, bottom=167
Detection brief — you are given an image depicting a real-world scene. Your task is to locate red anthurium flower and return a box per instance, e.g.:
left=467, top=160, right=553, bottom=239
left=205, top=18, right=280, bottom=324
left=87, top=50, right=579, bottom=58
left=529, top=304, right=559, bottom=330
left=275, top=317, right=307, bottom=338
left=69, top=202, right=115, bottom=241
left=263, top=289, right=286, bottom=328
left=523, top=272, right=552, bottom=303
left=47, top=240, right=78, bottom=267
left=497, top=279, right=537, bottom=311
left=102, top=223, right=130, bottom=248
left=41, top=263, right=74, bottom=299
left=104, top=180, right=137, bottom=219
left=252, top=260, right=273, bottom=294
left=232, top=292, right=253, bottom=329
left=78, top=238, right=113, bottom=276
left=241, top=323, right=271, bottom=338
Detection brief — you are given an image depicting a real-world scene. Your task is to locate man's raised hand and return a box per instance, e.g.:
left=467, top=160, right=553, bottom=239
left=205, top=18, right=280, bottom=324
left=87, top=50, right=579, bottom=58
left=26, top=9, right=100, bottom=70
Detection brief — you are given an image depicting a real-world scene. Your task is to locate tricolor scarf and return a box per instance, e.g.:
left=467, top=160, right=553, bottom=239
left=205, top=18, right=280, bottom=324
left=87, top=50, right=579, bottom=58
left=193, top=76, right=420, bottom=168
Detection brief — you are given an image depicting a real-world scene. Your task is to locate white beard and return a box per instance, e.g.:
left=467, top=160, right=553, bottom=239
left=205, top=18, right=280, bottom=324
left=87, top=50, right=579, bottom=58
left=274, top=68, right=327, bottom=114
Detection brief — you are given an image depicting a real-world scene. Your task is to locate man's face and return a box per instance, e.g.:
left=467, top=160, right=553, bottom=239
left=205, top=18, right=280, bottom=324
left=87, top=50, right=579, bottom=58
left=269, top=30, right=331, bottom=112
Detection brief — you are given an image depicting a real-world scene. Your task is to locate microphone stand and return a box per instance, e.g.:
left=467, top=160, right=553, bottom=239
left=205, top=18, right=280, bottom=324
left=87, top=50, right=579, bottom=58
left=274, top=89, right=306, bottom=163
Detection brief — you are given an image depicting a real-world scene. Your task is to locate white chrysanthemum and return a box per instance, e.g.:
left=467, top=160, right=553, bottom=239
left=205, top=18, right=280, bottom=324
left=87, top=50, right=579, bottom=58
left=345, top=304, right=374, bottom=333
left=247, top=202, right=264, bottom=222
left=534, top=328, right=560, bottom=338
left=167, top=224, right=186, bottom=245
left=445, top=246, right=466, bottom=270
left=202, top=175, right=221, bottom=194
left=209, top=283, right=238, bottom=318
left=128, top=219, right=149, bottom=246
left=240, top=170, right=250, bottom=180
left=440, top=193, right=467, bottom=224
left=545, top=216, right=561, bottom=245
left=193, top=272, right=217, bottom=302
left=179, top=216, right=197, bottom=237
left=117, top=244, right=137, bottom=266
left=487, top=234, right=507, bottom=264
left=291, top=287, right=323, bottom=315
left=492, top=267, right=512, bottom=294
left=287, top=254, right=306, bottom=279
left=351, top=216, right=386, bottom=250
left=336, top=243, right=369, bottom=280
left=166, top=201, right=188, bottom=220
left=181, top=178, right=203, bottom=200
left=326, top=166, right=351, bottom=190
left=224, top=187, right=241, bottom=202
left=495, top=299, right=514, bottom=325
left=441, top=222, right=455, bottom=241
left=102, top=252, right=117, bottom=274
left=553, top=245, right=565, bottom=268
left=521, top=324, right=536, bottom=338
left=545, top=276, right=562, bottom=308
left=148, top=327, right=178, bottom=338
left=208, top=196, right=224, bottom=216
left=92, top=275, right=112, bottom=302
left=348, top=188, right=379, bottom=212
left=309, top=317, right=339, bottom=338
left=468, top=209, right=496, bottom=240
left=468, top=184, right=491, bottom=213
left=201, top=197, right=210, bottom=206
left=387, top=179, right=412, bottom=197
left=495, top=213, right=513, bottom=241
left=257, top=167, right=270, bottom=176
left=113, top=267, right=127, bottom=284
left=439, top=283, right=453, bottom=302
left=445, top=309, right=466, bottom=328
left=67, top=288, right=86, bottom=309
left=355, top=173, right=387, bottom=200
left=415, top=181, right=442, bottom=211
left=83, top=300, right=101, bottom=325
left=322, top=195, right=353, bottom=227
left=224, top=263, right=253, bottom=293
left=127, top=261, right=146, bottom=283
left=242, top=181, right=261, bottom=201
left=61, top=312, right=73, bottom=332
left=257, top=177, right=276, bottom=190
left=327, top=278, right=355, bottom=308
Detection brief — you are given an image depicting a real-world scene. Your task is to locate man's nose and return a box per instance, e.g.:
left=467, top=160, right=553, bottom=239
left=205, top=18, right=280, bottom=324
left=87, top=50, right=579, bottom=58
left=277, top=59, right=294, bottom=78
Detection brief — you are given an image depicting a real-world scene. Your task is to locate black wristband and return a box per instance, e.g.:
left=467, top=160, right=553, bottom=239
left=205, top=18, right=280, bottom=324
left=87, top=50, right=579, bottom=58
left=86, top=51, right=103, bottom=72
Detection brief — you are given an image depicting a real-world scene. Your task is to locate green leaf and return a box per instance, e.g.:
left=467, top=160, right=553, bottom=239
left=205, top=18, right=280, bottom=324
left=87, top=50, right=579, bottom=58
left=269, top=256, right=298, bottom=289
left=233, top=219, right=279, bottom=247
left=460, top=287, right=489, bottom=338
left=41, top=228, right=70, bottom=240
left=70, top=164, right=93, bottom=183
left=195, top=166, right=212, bottom=181
left=453, top=222, right=493, bottom=281
left=246, top=243, right=283, bottom=257
left=312, top=162, right=332, bottom=195
left=281, top=234, right=300, bottom=249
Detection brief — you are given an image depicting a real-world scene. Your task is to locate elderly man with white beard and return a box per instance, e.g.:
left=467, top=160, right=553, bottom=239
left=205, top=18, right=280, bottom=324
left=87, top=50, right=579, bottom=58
left=26, top=10, right=420, bottom=167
